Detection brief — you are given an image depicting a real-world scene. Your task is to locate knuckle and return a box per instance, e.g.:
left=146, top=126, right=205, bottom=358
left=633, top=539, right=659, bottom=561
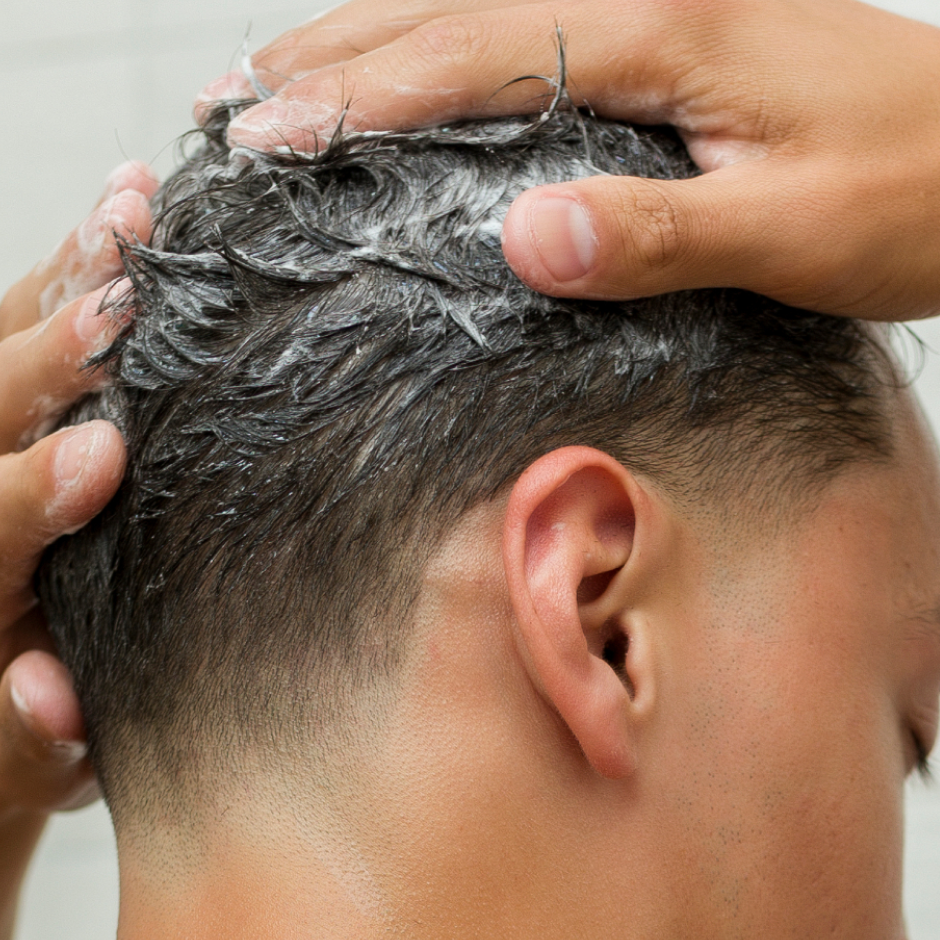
left=406, top=14, right=491, bottom=69
left=618, top=181, right=684, bottom=273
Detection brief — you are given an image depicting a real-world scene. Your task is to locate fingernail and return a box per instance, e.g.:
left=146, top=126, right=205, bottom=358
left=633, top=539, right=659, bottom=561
left=76, top=192, right=134, bottom=258
left=527, top=196, right=597, bottom=282
left=73, top=289, right=110, bottom=345
left=226, top=97, right=290, bottom=148
left=54, top=424, right=104, bottom=488
left=10, top=681, right=88, bottom=758
left=10, top=681, right=31, bottom=718
left=100, top=161, right=156, bottom=202
left=195, top=71, right=256, bottom=123
left=48, top=739, right=88, bottom=761
left=98, top=190, right=137, bottom=231
left=227, top=98, right=324, bottom=151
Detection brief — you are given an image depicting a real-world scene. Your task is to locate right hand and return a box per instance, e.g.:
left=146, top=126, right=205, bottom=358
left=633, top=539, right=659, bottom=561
left=201, top=0, right=940, bottom=321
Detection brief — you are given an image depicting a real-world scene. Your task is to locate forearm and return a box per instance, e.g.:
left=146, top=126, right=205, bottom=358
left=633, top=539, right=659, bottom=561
left=0, top=810, right=46, bottom=940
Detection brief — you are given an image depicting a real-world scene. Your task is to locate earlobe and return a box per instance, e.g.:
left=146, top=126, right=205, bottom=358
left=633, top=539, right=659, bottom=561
left=503, top=447, right=655, bottom=780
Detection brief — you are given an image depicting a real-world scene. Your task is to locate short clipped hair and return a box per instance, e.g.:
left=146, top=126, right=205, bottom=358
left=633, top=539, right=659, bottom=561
left=39, top=100, right=892, bottom=822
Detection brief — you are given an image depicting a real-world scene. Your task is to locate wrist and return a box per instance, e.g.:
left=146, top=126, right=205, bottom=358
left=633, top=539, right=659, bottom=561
left=0, top=809, right=47, bottom=940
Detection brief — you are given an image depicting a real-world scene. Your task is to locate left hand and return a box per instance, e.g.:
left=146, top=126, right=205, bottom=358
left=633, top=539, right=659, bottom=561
left=0, top=162, right=156, bottom=940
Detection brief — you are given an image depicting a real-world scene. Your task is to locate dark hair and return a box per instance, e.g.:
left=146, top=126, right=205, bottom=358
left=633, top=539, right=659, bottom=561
left=39, top=101, right=892, bottom=822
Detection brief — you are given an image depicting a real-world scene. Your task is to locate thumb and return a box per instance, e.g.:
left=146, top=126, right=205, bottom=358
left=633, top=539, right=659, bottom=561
left=501, top=166, right=797, bottom=303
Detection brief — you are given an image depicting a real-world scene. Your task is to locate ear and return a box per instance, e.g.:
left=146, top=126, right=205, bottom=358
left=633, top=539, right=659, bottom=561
left=503, top=447, right=656, bottom=779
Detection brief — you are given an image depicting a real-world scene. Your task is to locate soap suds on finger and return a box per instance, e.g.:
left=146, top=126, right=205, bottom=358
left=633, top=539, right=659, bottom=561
left=36, top=193, right=143, bottom=320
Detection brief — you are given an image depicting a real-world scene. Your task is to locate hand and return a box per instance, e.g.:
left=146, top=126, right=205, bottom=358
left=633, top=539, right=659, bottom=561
left=0, top=162, right=156, bottom=940
left=199, top=0, right=940, bottom=320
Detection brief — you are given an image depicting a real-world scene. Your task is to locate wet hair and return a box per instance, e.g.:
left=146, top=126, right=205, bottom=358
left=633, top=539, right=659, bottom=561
left=38, top=100, right=892, bottom=822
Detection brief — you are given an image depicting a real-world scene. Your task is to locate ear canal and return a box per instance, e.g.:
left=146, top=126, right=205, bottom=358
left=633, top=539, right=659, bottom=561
left=577, top=556, right=634, bottom=694
left=600, top=623, right=635, bottom=699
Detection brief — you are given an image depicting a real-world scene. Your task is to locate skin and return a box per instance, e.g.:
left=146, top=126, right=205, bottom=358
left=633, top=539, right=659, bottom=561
left=108, top=390, right=940, bottom=940
left=4, top=0, right=940, bottom=928
left=198, top=0, right=940, bottom=320
left=0, top=162, right=156, bottom=940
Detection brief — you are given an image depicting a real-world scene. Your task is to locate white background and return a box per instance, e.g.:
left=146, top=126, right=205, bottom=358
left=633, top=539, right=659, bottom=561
left=1, top=1, right=938, bottom=937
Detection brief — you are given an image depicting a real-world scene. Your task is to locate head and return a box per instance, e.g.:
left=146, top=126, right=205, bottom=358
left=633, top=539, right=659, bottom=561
left=40, top=102, right=940, bottom=939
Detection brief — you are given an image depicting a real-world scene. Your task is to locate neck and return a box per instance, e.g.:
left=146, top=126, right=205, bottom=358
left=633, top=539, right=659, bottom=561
left=115, top=803, right=394, bottom=940
left=112, top=764, right=642, bottom=940
left=117, top=855, right=382, bottom=940
left=111, top=749, right=628, bottom=940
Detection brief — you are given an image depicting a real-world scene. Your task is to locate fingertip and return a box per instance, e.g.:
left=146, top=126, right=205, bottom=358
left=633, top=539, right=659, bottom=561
left=226, top=95, right=331, bottom=153
left=195, top=70, right=257, bottom=125
left=100, top=188, right=153, bottom=242
left=6, top=651, right=86, bottom=754
left=225, top=98, right=287, bottom=150
left=85, top=420, right=127, bottom=489
left=67, top=191, right=151, bottom=290
left=70, top=284, right=114, bottom=346
left=501, top=190, right=537, bottom=283
left=101, top=161, right=160, bottom=204
left=34, top=196, right=146, bottom=321
left=502, top=187, right=599, bottom=292
left=48, top=420, right=126, bottom=531
left=71, top=275, right=132, bottom=351
left=58, top=418, right=126, bottom=487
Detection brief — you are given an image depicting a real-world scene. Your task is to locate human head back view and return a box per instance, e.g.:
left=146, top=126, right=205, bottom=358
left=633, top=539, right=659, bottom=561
left=39, top=98, right=940, bottom=940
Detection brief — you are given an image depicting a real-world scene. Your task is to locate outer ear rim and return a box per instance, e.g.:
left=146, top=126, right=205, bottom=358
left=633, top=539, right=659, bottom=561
left=502, top=446, right=655, bottom=780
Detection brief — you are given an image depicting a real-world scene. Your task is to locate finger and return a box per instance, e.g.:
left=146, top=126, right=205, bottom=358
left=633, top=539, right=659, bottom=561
left=225, top=0, right=715, bottom=151
left=0, top=189, right=152, bottom=340
left=0, top=284, right=122, bottom=454
left=94, top=160, right=159, bottom=209
left=0, top=651, right=98, bottom=813
left=499, top=161, right=855, bottom=307
left=249, top=0, right=456, bottom=85
left=194, top=70, right=258, bottom=125
left=196, top=0, right=532, bottom=122
left=249, top=0, right=536, bottom=83
left=0, top=421, right=125, bottom=628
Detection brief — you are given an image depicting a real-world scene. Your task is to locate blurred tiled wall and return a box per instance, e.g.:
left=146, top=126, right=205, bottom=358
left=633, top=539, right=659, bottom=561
left=2, top=1, right=939, bottom=938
